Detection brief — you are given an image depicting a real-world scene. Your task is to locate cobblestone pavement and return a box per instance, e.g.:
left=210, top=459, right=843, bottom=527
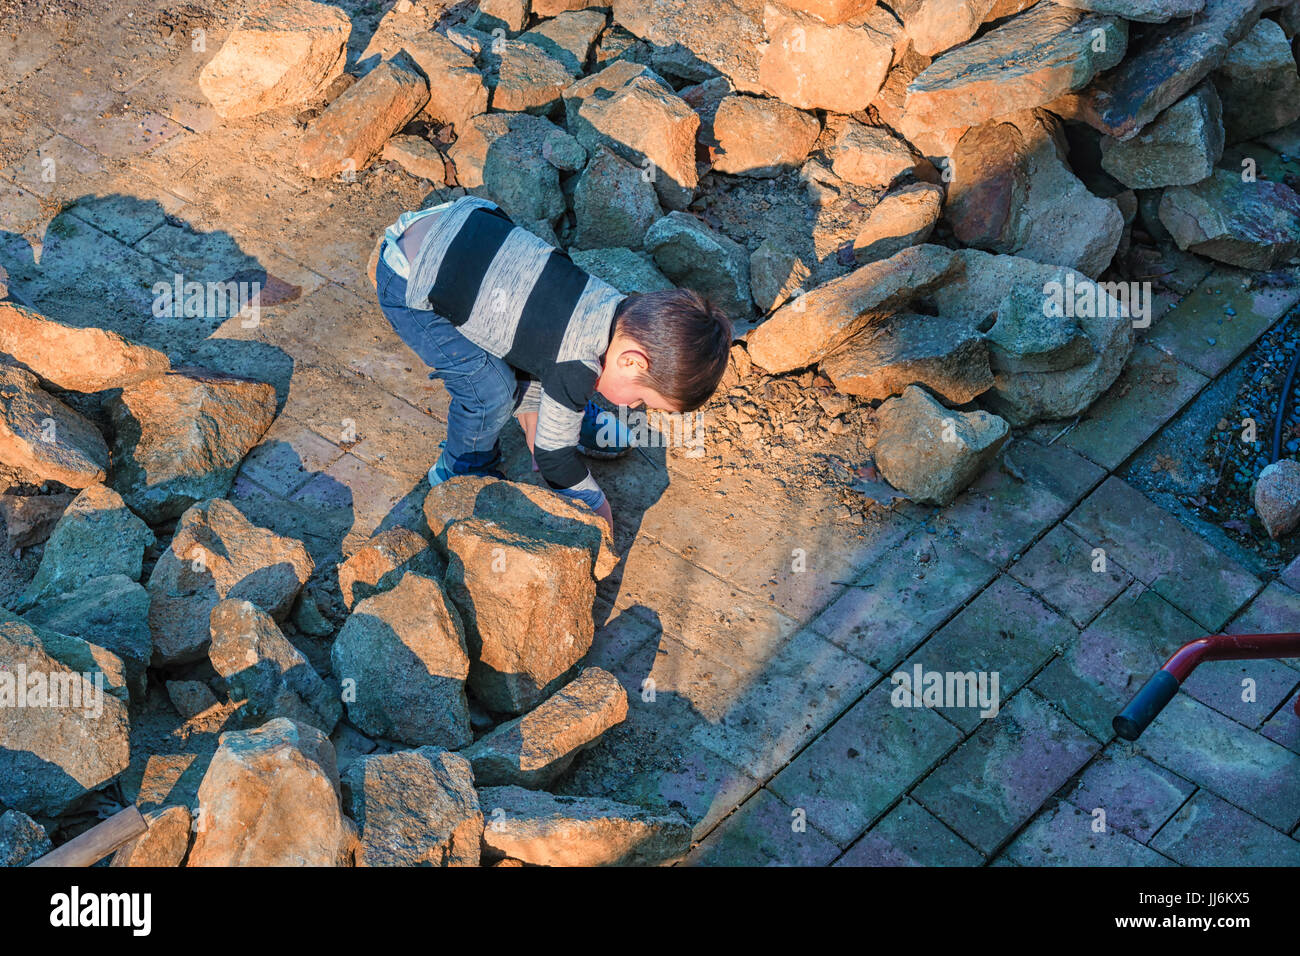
left=4, top=0, right=1300, bottom=865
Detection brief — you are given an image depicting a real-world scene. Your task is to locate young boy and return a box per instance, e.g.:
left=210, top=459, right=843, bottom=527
left=374, top=195, right=733, bottom=531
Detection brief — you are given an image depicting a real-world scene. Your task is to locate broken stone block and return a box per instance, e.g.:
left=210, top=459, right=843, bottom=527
left=110, top=805, right=193, bottom=867
left=463, top=666, right=627, bottom=787
left=0, top=365, right=109, bottom=489
left=1214, top=18, right=1300, bottom=142
left=1099, top=83, right=1224, bottom=188
left=423, top=475, right=617, bottom=579
left=338, top=526, right=443, bottom=610
left=198, top=0, right=350, bottom=119
left=746, top=243, right=963, bottom=374
left=361, top=25, right=488, bottom=132
left=893, top=0, right=1040, bottom=57
left=644, top=211, right=752, bottom=318
left=492, top=40, right=576, bottom=114
left=1055, top=0, right=1204, bottom=20
left=0, top=611, right=130, bottom=817
left=573, top=148, right=663, bottom=249
left=946, top=109, right=1124, bottom=277
left=905, top=4, right=1126, bottom=130
left=479, top=786, right=692, bottom=865
left=0, top=809, right=52, bottom=866
left=852, top=182, right=944, bottom=263
left=0, top=491, right=74, bottom=550
left=749, top=239, right=812, bottom=313
left=382, top=134, right=447, bottom=183
left=519, top=8, right=607, bottom=73
left=563, top=60, right=700, bottom=210
left=297, top=53, right=430, bottom=179
left=1254, top=459, right=1300, bottom=538
left=444, top=519, right=596, bottom=715
left=449, top=112, right=576, bottom=223
left=166, top=680, right=220, bottom=720
left=23, top=575, right=152, bottom=701
left=570, top=248, right=676, bottom=293
left=821, top=312, right=992, bottom=404
left=108, top=370, right=277, bottom=524
left=209, top=599, right=341, bottom=734
left=711, top=95, right=821, bottom=177
left=828, top=120, right=928, bottom=188
left=477, top=0, right=531, bottom=31
left=610, top=0, right=765, bottom=93
left=680, top=75, right=733, bottom=152
left=331, top=572, right=473, bottom=748
left=759, top=2, right=900, bottom=113
left=342, top=747, right=483, bottom=866
left=147, top=499, right=315, bottom=666
left=1158, top=169, right=1300, bottom=270
left=189, top=718, right=352, bottom=866
left=0, top=301, right=170, bottom=393
left=17, top=483, right=153, bottom=610
left=874, top=386, right=1010, bottom=505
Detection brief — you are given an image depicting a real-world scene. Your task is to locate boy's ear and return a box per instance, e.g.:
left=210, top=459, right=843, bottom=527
left=618, top=348, right=650, bottom=372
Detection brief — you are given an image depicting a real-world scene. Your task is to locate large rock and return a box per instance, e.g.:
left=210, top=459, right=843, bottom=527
left=0, top=809, right=51, bottom=866
left=749, top=239, right=811, bottom=313
left=1158, top=169, right=1300, bottom=270
left=1214, top=18, right=1300, bottom=142
left=712, top=95, right=821, bottom=177
left=198, top=0, right=350, bottom=119
left=828, top=120, right=929, bottom=188
left=361, top=20, right=488, bottom=132
left=745, top=243, right=963, bottom=374
left=610, top=0, right=765, bottom=93
left=297, top=53, right=430, bottom=179
left=448, top=112, right=581, bottom=224
left=1099, top=83, right=1224, bottom=189
left=443, top=517, right=596, bottom=715
left=874, top=386, right=1010, bottom=505
left=0, top=491, right=73, bottom=550
left=17, top=483, right=153, bottom=610
left=209, top=599, right=341, bottom=733
left=0, top=611, right=130, bottom=817
left=188, top=718, right=352, bottom=867
left=644, top=211, right=752, bottom=318
left=342, top=747, right=482, bottom=867
left=573, top=148, right=663, bottom=249
left=946, top=109, right=1124, bottom=277
left=110, top=806, right=192, bottom=867
left=464, top=666, right=627, bottom=787
left=569, top=248, right=676, bottom=293
left=893, top=0, right=1042, bottom=57
left=477, top=0, right=530, bottom=31
left=1254, top=459, right=1300, bottom=539
left=758, top=1, right=901, bottom=112
left=338, top=526, right=443, bottom=610
left=563, top=60, right=700, bottom=210
left=0, top=302, right=170, bottom=393
left=23, top=575, right=152, bottom=700
left=519, top=9, right=608, bottom=74
left=1077, top=0, right=1270, bottom=140
left=0, top=365, right=109, bottom=489
left=904, top=4, right=1126, bottom=130
left=108, top=371, right=277, bottom=524
left=479, top=786, right=692, bottom=865
left=492, top=40, right=577, bottom=114
left=147, top=499, right=315, bottom=666
left=382, top=135, right=447, bottom=184
left=423, top=476, right=617, bottom=579
left=331, top=572, right=472, bottom=748
left=821, top=312, right=992, bottom=403
left=852, top=182, right=944, bottom=263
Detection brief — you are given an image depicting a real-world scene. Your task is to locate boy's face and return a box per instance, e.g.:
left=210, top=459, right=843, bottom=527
left=596, top=333, right=680, bottom=413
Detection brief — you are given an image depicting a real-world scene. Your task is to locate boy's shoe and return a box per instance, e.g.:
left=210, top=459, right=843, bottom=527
left=578, top=401, right=632, bottom=459
left=427, top=443, right=505, bottom=487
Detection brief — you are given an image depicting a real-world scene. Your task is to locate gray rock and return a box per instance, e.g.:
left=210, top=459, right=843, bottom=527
left=491, top=40, right=576, bottom=115
left=828, top=118, right=926, bottom=188
left=749, top=239, right=811, bottom=313
left=1158, top=169, right=1300, bottom=270
left=449, top=112, right=577, bottom=224
left=610, top=0, right=764, bottom=93
left=570, top=248, right=676, bottom=293
left=1100, top=84, right=1224, bottom=189
left=519, top=8, right=607, bottom=74
left=1214, top=17, right=1300, bottom=143
left=573, top=148, right=663, bottom=249
left=337, top=527, right=443, bottom=611
left=166, top=679, right=220, bottom=720
left=0, top=364, right=109, bottom=489
left=1055, top=0, right=1204, bottom=21
left=1254, top=459, right=1300, bottom=538
left=852, top=182, right=944, bottom=264
left=342, top=747, right=483, bottom=867
left=644, top=211, right=752, bottom=318
left=0, top=809, right=51, bottom=866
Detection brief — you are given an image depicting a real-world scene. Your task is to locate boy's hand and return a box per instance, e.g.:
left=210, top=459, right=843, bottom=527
left=595, top=497, right=614, bottom=535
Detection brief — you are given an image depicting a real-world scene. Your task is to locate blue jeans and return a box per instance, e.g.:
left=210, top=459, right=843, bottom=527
left=376, top=255, right=527, bottom=475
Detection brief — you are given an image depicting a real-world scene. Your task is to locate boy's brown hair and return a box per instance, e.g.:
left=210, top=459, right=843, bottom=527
left=612, top=289, right=733, bottom=412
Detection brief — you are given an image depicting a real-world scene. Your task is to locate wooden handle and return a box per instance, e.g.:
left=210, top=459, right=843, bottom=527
left=29, top=806, right=148, bottom=868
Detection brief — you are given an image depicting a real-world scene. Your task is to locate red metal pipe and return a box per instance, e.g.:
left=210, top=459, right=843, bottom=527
left=1160, top=632, right=1300, bottom=681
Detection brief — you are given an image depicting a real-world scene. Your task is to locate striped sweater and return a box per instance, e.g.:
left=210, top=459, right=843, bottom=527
left=401, top=196, right=625, bottom=511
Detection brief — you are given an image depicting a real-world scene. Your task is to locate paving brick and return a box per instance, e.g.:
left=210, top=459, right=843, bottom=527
left=1181, top=653, right=1300, bottom=730
left=237, top=417, right=346, bottom=498
left=690, top=627, right=879, bottom=780
left=226, top=473, right=351, bottom=567
left=0, top=133, right=108, bottom=201
left=1067, top=750, right=1195, bottom=842
left=1224, top=582, right=1300, bottom=674
left=1009, top=524, right=1132, bottom=628
left=685, top=789, right=842, bottom=867
left=1063, top=343, right=1208, bottom=471
left=588, top=602, right=662, bottom=674
left=904, top=575, right=1077, bottom=732
left=912, top=690, right=1099, bottom=855
left=1137, top=693, right=1300, bottom=832
left=810, top=527, right=998, bottom=671
left=834, top=797, right=983, bottom=866
left=1147, top=267, right=1300, bottom=378
left=1065, top=477, right=1260, bottom=631
left=933, top=439, right=1104, bottom=567
left=1150, top=789, right=1300, bottom=866
left=768, top=683, right=961, bottom=847
left=1032, top=583, right=1204, bottom=741
left=1003, top=800, right=1176, bottom=866
left=1260, top=692, right=1300, bottom=755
